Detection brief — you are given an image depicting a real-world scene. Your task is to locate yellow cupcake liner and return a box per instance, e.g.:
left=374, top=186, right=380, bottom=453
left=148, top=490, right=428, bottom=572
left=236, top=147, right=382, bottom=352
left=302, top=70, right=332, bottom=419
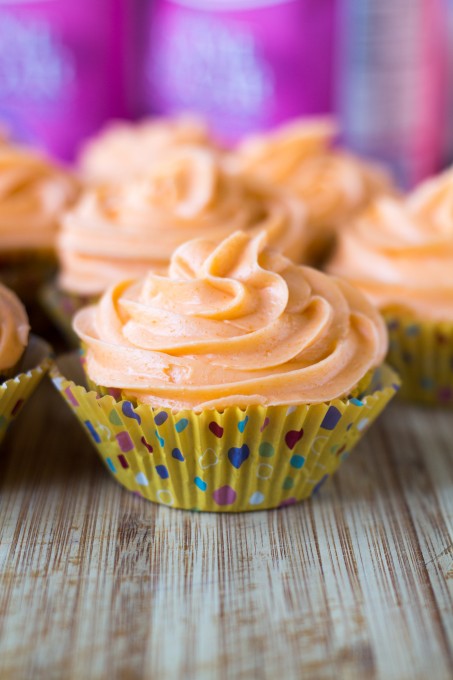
left=385, top=314, right=453, bottom=406
left=0, top=336, right=52, bottom=445
left=50, top=355, right=399, bottom=512
left=39, top=281, right=98, bottom=347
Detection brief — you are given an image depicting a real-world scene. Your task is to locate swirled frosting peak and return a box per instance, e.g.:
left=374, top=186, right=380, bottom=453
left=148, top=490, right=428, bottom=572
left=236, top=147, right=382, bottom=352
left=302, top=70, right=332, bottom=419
left=59, top=145, right=307, bottom=295
left=74, top=231, right=388, bottom=410
left=232, top=117, right=395, bottom=237
left=0, top=144, right=78, bottom=252
left=328, top=169, right=453, bottom=320
left=0, top=283, right=29, bottom=372
left=78, top=115, right=216, bottom=184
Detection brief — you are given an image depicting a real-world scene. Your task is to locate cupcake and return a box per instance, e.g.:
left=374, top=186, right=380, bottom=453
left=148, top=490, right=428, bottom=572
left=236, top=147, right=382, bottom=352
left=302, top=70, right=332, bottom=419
left=231, top=117, right=395, bottom=262
left=0, top=282, right=51, bottom=444
left=51, top=231, right=399, bottom=511
left=45, top=145, right=307, bottom=343
left=328, top=168, right=453, bottom=405
left=0, top=141, right=78, bottom=306
left=78, top=114, right=216, bottom=184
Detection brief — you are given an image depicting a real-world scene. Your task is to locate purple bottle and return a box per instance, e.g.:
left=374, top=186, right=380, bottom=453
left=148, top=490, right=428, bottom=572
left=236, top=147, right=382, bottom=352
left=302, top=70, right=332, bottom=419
left=0, top=0, right=130, bottom=160
left=141, top=0, right=336, bottom=142
left=336, top=0, right=448, bottom=187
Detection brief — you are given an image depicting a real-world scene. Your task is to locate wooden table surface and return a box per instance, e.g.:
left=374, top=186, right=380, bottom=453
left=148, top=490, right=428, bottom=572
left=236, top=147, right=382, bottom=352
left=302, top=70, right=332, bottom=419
left=0, top=375, right=452, bottom=680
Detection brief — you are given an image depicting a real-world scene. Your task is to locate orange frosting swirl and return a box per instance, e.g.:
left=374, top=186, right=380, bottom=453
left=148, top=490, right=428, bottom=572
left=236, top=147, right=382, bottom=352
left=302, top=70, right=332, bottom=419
left=78, top=115, right=216, bottom=184
left=328, top=170, right=453, bottom=320
left=74, top=231, right=387, bottom=410
left=0, top=283, right=29, bottom=372
left=232, top=118, right=394, bottom=241
left=0, top=144, right=77, bottom=252
left=59, top=146, right=307, bottom=296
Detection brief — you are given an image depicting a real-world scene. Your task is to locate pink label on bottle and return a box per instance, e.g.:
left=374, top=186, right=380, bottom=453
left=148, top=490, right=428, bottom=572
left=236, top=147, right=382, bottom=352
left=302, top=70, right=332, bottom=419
left=143, top=0, right=335, bottom=141
left=0, top=0, right=129, bottom=160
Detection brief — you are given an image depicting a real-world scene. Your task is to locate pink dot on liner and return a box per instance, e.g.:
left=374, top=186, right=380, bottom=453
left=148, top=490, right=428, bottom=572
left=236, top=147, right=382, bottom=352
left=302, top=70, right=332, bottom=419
left=212, top=485, right=237, bottom=506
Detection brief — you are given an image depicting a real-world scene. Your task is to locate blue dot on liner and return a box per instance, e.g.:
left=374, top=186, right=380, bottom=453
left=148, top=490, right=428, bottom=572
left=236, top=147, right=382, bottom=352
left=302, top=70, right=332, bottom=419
left=122, top=401, right=141, bottom=424
left=405, top=324, right=420, bottom=337
left=106, top=457, right=116, bottom=473
left=172, top=448, right=185, bottom=462
left=320, top=406, right=342, bottom=431
left=155, top=430, right=165, bottom=447
left=420, top=377, right=434, bottom=390
left=346, top=423, right=353, bottom=431
left=175, top=418, right=189, bottom=433
left=194, top=477, right=207, bottom=492
left=155, top=465, right=169, bottom=479
left=84, top=420, right=101, bottom=443
left=154, top=411, right=168, bottom=426
left=350, top=397, right=364, bottom=407
left=290, top=455, right=305, bottom=469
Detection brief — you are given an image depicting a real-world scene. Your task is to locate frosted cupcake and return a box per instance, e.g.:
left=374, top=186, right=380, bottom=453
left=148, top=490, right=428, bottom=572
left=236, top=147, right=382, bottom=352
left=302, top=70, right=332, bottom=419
left=328, top=168, right=453, bottom=404
left=0, top=142, right=77, bottom=304
left=0, top=283, right=51, bottom=444
left=78, top=115, right=216, bottom=184
left=46, top=145, right=307, bottom=342
left=52, top=231, right=399, bottom=511
left=231, top=118, right=395, bottom=262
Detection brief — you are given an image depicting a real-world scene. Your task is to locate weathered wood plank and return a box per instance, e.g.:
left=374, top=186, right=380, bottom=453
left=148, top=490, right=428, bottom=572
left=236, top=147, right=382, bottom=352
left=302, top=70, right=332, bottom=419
left=0, top=380, right=452, bottom=680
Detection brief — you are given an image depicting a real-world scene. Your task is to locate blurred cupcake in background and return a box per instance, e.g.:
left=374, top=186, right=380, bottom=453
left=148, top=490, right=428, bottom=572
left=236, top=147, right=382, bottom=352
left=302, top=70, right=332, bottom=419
left=0, top=140, right=78, bottom=310
left=51, top=230, right=398, bottom=512
left=44, top=145, right=307, bottom=343
left=231, top=118, right=396, bottom=262
left=328, top=168, right=453, bottom=405
left=0, top=282, right=51, bottom=445
left=78, top=114, right=218, bottom=185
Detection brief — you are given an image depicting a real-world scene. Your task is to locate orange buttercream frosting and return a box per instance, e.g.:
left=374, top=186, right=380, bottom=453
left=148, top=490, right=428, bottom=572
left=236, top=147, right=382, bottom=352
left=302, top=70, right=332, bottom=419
left=78, top=115, right=216, bottom=184
left=0, top=144, right=77, bottom=252
left=232, top=118, right=394, bottom=240
left=0, top=283, right=29, bottom=372
left=328, top=169, right=453, bottom=321
left=59, top=146, right=307, bottom=296
left=74, top=230, right=388, bottom=411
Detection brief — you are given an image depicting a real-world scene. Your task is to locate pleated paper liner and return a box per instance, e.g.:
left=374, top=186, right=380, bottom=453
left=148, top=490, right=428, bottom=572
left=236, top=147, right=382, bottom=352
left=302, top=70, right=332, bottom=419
left=385, top=313, right=453, bottom=406
left=0, top=335, right=52, bottom=445
left=50, top=354, right=400, bottom=512
left=39, top=281, right=97, bottom=348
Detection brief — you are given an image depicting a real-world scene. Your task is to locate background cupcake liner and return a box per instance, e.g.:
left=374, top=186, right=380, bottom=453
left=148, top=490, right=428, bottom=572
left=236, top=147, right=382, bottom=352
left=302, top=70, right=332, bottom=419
left=385, top=314, right=453, bottom=406
left=0, top=335, right=52, bottom=446
left=51, top=355, right=399, bottom=512
left=40, top=282, right=97, bottom=347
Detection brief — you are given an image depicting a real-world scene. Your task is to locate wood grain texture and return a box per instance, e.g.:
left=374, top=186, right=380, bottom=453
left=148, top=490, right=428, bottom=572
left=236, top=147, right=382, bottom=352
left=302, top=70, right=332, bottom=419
left=0, top=377, right=452, bottom=680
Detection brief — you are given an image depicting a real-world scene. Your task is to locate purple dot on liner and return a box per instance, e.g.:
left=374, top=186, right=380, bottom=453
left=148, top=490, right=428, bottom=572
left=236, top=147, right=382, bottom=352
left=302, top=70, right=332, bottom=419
left=212, top=485, right=237, bottom=506
left=402, top=351, right=412, bottom=364
left=84, top=420, right=101, bottom=443
left=106, top=458, right=116, bottom=473
left=172, top=448, right=185, bottom=462
left=346, top=423, right=353, bottom=431
left=118, top=454, right=129, bottom=469
left=116, top=431, right=134, bottom=453
left=194, top=477, right=207, bottom=491
left=122, top=401, right=141, bottom=424
left=11, top=399, right=24, bottom=417
left=155, top=465, right=169, bottom=479
left=64, top=386, right=79, bottom=407
left=320, top=406, right=342, bottom=431
left=438, top=386, right=453, bottom=402
left=155, top=411, right=168, bottom=426
left=279, top=497, right=297, bottom=508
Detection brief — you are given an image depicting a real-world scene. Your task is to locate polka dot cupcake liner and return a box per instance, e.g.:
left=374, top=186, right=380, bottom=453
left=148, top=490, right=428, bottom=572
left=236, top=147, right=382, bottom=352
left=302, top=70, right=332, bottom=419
left=386, top=314, right=453, bottom=406
left=50, top=355, right=399, bottom=512
left=0, top=335, right=52, bottom=446
left=39, top=281, right=97, bottom=348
